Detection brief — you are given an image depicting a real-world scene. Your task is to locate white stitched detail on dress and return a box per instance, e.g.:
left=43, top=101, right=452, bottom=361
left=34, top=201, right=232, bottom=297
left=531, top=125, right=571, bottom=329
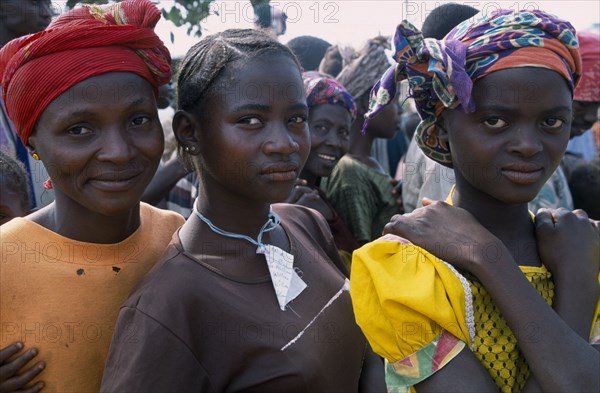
left=442, top=261, right=475, bottom=349
left=280, top=279, right=350, bottom=351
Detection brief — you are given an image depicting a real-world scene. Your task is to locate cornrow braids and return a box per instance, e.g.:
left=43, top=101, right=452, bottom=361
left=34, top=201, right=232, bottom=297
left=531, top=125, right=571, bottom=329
left=176, top=28, right=301, bottom=168
left=0, top=149, right=30, bottom=211
left=177, top=28, right=300, bottom=112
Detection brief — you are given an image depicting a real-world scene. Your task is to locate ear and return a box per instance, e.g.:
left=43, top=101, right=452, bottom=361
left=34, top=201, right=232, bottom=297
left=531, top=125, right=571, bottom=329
left=172, top=110, right=202, bottom=155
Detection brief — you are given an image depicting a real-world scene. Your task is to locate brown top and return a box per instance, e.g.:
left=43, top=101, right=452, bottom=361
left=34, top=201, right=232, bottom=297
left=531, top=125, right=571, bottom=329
left=101, top=204, right=367, bottom=392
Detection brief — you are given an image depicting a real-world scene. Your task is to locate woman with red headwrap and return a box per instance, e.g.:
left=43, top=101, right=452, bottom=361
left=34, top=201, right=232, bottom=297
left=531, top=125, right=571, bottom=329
left=0, top=1, right=183, bottom=391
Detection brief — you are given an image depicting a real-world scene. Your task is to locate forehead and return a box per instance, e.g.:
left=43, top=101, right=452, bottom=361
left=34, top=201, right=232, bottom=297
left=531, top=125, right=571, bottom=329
left=472, top=68, right=572, bottom=108
left=217, top=55, right=305, bottom=104
left=45, top=72, right=155, bottom=113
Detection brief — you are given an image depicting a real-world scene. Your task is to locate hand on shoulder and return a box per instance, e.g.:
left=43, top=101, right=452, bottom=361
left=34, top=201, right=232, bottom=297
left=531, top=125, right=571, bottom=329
left=383, top=198, right=507, bottom=274
left=535, top=208, right=600, bottom=286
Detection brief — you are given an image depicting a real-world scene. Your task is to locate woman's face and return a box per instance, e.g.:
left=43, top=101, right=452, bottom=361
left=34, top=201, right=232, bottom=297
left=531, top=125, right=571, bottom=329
left=29, top=72, right=163, bottom=216
left=441, top=68, right=572, bottom=205
left=190, top=55, right=310, bottom=205
left=303, top=104, right=352, bottom=179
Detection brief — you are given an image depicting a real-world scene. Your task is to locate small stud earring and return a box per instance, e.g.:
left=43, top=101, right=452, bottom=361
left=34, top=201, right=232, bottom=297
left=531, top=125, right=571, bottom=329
left=186, top=145, right=197, bottom=153
left=31, top=152, right=40, bottom=160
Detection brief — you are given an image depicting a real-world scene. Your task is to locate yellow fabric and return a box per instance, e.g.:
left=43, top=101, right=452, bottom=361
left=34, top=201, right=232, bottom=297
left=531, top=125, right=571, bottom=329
left=0, top=203, right=183, bottom=393
left=350, top=235, right=471, bottom=363
left=467, top=267, right=553, bottom=392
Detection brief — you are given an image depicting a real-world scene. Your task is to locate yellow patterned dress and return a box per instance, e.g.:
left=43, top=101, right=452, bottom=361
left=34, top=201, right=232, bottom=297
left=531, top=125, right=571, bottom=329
left=350, top=198, right=600, bottom=393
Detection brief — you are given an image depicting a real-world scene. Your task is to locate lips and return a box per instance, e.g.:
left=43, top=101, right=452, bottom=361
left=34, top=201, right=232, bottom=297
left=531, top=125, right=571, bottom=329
left=88, top=170, right=143, bottom=191
left=260, top=163, right=299, bottom=181
left=501, top=163, right=544, bottom=185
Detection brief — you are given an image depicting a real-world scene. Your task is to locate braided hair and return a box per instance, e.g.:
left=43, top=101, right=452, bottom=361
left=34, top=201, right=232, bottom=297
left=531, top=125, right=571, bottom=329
left=178, top=29, right=300, bottom=112
left=176, top=28, right=301, bottom=166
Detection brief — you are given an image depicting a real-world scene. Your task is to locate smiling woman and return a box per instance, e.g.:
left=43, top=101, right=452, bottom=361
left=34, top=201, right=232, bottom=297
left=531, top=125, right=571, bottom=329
left=0, top=1, right=184, bottom=392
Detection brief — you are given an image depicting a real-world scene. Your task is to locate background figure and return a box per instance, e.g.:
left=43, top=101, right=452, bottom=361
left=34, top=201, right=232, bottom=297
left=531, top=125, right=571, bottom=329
left=0, top=0, right=55, bottom=210
left=569, top=158, right=600, bottom=219
left=562, top=31, right=600, bottom=179
left=252, top=2, right=287, bottom=36
left=0, top=148, right=30, bottom=225
left=286, top=35, right=331, bottom=71
left=326, top=35, right=402, bottom=246
left=286, top=71, right=360, bottom=271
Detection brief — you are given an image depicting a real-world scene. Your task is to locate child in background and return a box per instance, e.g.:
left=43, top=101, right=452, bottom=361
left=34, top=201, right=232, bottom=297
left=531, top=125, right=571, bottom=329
left=326, top=36, right=402, bottom=245
left=101, top=28, right=385, bottom=392
left=351, top=9, right=599, bottom=392
left=286, top=71, right=359, bottom=270
left=0, top=149, right=30, bottom=225
left=0, top=1, right=183, bottom=391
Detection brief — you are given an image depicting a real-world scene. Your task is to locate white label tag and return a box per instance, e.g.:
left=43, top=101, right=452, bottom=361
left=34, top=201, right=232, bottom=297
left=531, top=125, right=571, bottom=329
left=258, top=244, right=307, bottom=310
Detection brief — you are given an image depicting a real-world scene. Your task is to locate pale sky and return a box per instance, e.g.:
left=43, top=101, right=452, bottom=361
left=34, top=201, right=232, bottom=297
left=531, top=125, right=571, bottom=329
left=153, top=0, right=600, bottom=58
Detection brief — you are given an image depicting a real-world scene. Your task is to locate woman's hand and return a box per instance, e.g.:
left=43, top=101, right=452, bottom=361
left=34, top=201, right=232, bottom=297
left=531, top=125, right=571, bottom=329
left=535, top=208, right=600, bottom=284
left=0, top=342, right=44, bottom=393
left=383, top=198, right=508, bottom=274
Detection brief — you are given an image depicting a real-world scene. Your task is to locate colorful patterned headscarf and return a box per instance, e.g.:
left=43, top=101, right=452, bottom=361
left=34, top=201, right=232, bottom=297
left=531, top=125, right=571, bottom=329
left=364, top=9, right=581, bottom=166
left=303, top=71, right=357, bottom=121
left=574, top=31, right=600, bottom=102
left=0, top=0, right=172, bottom=145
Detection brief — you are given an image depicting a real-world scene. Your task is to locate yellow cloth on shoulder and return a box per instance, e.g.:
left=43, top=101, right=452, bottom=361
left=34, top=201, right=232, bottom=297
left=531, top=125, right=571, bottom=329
left=350, top=234, right=471, bottom=362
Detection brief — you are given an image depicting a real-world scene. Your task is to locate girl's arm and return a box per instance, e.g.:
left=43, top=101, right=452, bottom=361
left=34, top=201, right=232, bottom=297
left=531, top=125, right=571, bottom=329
left=358, top=344, right=387, bottom=393
left=384, top=203, right=599, bottom=392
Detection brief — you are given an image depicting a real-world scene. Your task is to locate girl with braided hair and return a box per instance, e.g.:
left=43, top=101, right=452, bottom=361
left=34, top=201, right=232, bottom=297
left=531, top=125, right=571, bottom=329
left=101, top=28, right=385, bottom=392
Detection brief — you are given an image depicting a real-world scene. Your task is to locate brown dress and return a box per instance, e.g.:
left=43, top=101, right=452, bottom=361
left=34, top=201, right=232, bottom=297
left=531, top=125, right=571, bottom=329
left=101, top=204, right=368, bottom=392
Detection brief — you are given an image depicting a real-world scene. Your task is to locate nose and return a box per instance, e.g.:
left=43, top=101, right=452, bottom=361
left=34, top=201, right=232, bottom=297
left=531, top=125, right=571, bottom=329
left=508, top=126, right=543, bottom=157
left=97, top=129, right=136, bottom=164
left=263, top=125, right=301, bottom=156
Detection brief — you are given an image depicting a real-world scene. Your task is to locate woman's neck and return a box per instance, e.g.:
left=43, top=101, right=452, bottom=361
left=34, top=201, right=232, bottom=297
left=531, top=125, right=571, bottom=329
left=451, top=178, right=538, bottom=263
left=29, top=194, right=141, bottom=244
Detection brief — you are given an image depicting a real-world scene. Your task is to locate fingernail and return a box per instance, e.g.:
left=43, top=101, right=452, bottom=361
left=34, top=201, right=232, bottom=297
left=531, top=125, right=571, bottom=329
left=30, top=348, right=38, bottom=355
left=15, top=342, right=23, bottom=349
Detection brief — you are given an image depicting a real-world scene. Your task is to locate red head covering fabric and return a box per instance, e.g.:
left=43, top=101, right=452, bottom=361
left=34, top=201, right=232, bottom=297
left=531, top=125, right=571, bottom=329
left=574, top=31, right=600, bottom=102
left=0, top=0, right=172, bottom=145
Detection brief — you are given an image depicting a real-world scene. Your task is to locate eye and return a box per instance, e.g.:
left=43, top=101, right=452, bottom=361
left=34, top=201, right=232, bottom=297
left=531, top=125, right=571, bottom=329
left=131, top=116, right=150, bottom=126
left=339, top=129, right=350, bottom=139
left=239, top=117, right=263, bottom=126
left=67, top=125, right=93, bottom=136
left=313, top=124, right=329, bottom=134
left=483, top=117, right=508, bottom=128
left=542, top=117, right=564, bottom=129
left=290, top=115, right=307, bottom=124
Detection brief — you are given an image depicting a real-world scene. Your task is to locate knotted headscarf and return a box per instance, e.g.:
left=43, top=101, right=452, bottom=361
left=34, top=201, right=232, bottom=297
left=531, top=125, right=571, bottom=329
left=574, top=31, right=600, bottom=102
left=364, top=9, right=581, bottom=166
left=303, top=71, right=357, bottom=121
left=0, top=0, right=172, bottom=145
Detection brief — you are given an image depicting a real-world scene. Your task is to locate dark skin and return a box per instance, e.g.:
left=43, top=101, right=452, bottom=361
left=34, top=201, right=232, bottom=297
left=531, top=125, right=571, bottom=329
left=0, top=73, right=164, bottom=392
left=0, top=0, right=52, bottom=46
left=285, top=103, right=352, bottom=220
left=174, top=54, right=386, bottom=391
left=384, top=68, right=600, bottom=392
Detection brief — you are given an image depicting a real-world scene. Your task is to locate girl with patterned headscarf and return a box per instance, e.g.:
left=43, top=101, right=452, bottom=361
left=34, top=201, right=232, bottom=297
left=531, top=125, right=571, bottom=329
left=286, top=71, right=359, bottom=271
left=350, top=9, right=600, bottom=392
left=0, top=1, right=184, bottom=391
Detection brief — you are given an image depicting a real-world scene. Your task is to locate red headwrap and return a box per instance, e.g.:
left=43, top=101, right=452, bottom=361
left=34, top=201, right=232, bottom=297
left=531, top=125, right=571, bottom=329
left=574, top=31, right=600, bottom=102
left=0, top=0, right=172, bottom=145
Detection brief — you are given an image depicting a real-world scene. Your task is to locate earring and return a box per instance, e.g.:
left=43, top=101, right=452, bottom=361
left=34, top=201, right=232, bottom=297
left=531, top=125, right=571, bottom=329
left=185, top=145, right=197, bottom=153
left=31, top=152, right=40, bottom=160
